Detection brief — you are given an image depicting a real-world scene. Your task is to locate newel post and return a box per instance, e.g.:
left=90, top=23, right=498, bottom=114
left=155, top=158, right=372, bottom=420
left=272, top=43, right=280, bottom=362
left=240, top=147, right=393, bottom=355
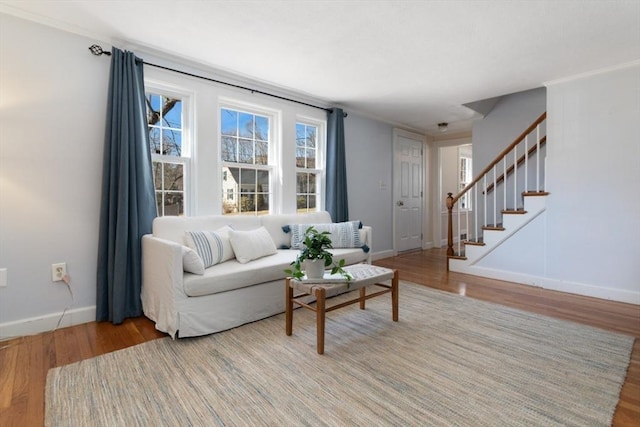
left=446, top=193, right=454, bottom=256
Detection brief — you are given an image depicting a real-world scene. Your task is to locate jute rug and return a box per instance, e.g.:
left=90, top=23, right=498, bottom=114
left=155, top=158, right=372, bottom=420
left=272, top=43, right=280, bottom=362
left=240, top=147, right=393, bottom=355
left=46, top=282, right=634, bottom=427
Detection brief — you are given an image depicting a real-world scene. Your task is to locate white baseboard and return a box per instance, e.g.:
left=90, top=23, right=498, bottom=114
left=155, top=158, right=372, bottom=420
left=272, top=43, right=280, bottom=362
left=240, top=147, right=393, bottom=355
left=458, top=266, right=640, bottom=305
left=372, top=250, right=395, bottom=261
left=422, top=241, right=434, bottom=250
left=0, top=305, right=96, bottom=341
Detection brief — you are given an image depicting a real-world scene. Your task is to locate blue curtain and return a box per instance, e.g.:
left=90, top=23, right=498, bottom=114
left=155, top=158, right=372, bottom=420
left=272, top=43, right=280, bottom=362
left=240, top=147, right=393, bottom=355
left=96, top=48, right=156, bottom=324
left=325, top=108, right=349, bottom=222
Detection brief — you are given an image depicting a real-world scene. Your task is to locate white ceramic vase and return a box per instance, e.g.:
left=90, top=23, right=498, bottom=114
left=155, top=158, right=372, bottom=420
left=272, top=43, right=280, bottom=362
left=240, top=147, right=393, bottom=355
left=303, top=259, right=325, bottom=279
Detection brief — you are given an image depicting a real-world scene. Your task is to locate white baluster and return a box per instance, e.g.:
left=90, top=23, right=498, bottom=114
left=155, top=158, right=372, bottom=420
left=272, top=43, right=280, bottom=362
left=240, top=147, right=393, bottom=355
left=503, top=154, right=506, bottom=213
left=493, top=165, right=497, bottom=226
left=474, top=184, right=478, bottom=242
left=465, top=196, right=469, bottom=242
left=524, top=134, right=528, bottom=193
left=536, top=124, right=540, bottom=191
left=483, top=175, right=487, bottom=227
left=457, top=201, right=461, bottom=255
left=513, top=145, right=518, bottom=210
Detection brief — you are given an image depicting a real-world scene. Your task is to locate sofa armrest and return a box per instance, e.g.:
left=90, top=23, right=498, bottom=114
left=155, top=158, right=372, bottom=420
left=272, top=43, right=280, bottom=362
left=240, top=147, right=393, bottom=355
left=141, top=234, right=184, bottom=338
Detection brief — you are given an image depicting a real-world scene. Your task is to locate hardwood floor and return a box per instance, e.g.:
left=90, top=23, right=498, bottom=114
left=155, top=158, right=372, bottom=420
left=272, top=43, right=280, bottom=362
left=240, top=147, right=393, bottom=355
left=1, top=248, right=638, bottom=426
left=375, top=249, right=640, bottom=426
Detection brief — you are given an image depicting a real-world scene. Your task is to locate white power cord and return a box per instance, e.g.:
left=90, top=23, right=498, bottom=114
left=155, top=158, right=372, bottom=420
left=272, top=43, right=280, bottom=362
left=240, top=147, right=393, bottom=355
left=53, top=273, right=74, bottom=330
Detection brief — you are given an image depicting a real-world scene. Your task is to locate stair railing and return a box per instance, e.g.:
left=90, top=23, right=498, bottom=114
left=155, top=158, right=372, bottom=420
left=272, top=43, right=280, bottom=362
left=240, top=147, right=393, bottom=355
left=446, top=112, right=547, bottom=257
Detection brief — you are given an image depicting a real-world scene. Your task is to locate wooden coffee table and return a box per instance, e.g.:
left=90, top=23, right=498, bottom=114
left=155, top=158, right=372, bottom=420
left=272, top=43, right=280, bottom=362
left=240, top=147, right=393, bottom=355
left=285, top=264, right=398, bottom=354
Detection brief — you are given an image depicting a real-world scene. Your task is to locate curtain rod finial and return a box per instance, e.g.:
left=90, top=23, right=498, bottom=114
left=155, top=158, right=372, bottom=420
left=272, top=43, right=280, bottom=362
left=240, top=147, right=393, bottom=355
left=89, top=44, right=111, bottom=56
left=329, top=108, right=348, bottom=118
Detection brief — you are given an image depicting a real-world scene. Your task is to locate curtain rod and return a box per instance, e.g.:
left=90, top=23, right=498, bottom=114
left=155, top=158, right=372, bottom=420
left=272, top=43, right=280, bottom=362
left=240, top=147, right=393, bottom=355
left=88, top=44, right=346, bottom=116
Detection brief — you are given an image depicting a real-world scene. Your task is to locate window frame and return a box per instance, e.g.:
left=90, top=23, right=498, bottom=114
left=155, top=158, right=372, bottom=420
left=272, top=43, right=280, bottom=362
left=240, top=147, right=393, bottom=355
left=459, top=155, right=473, bottom=211
left=145, top=81, right=194, bottom=216
left=219, top=100, right=280, bottom=216
left=295, top=117, right=325, bottom=214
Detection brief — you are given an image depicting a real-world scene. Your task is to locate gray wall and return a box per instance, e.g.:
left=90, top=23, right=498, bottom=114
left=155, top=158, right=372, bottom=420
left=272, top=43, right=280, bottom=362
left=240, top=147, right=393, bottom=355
left=472, top=87, right=547, bottom=175
left=0, top=13, right=109, bottom=335
left=344, top=114, right=394, bottom=254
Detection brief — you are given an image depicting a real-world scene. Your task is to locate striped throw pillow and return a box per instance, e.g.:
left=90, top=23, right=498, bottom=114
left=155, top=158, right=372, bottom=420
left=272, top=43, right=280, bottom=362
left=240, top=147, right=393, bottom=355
left=184, top=226, right=235, bottom=269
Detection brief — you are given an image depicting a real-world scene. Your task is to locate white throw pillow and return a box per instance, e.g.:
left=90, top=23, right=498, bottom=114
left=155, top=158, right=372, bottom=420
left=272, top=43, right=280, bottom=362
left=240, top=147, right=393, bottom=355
left=184, top=226, right=235, bottom=269
left=182, top=246, right=205, bottom=275
left=228, top=227, right=277, bottom=264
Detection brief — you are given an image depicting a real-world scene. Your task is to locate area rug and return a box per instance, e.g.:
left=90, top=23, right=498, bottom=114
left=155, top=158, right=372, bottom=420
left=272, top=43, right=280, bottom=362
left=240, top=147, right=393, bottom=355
left=45, top=282, right=634, bottom=427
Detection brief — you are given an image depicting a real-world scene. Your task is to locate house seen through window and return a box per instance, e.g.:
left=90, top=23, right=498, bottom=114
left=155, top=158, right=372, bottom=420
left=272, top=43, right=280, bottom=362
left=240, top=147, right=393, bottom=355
left=221, top=108, right=271, bottom=215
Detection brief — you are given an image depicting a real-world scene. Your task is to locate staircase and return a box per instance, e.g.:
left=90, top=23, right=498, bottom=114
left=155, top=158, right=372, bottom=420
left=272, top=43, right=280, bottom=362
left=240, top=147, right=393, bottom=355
left=447, top=112, right=548, bottom=273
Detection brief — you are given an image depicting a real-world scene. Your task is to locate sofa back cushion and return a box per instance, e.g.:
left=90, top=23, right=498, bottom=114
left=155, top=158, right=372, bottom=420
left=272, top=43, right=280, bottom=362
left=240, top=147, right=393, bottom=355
left=152, top=215, right=261, bottom=244
left=260, top=211, right=332, bottom=249
left=289, top=220, right=363, bottom=249
left=228, top=227, right=278, bottom=264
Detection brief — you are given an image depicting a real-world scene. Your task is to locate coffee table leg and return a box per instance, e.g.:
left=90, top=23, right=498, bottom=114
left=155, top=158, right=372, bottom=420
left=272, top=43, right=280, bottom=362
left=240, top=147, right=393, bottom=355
left=316, top=287, right=326, bottom=354
left=285, top=278, right=293, bottom=336
left=392, top=269, right=399, bottom=322
left=359, top=287, right=366, bottom=310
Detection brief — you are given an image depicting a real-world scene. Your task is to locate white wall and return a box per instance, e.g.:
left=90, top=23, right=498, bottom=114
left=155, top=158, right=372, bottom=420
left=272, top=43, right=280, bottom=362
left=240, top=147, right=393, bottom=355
left=440, top=146, right=459, bottom=206
left=476, top=63, right=640, bottom=304
left=544, top=63, right=640, bottom=302
left=0, top=14, right=401, bottom=338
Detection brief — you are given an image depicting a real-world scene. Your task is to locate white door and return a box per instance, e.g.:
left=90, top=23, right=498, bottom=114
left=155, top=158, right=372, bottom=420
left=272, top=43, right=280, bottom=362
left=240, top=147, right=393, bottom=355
left=393, top=133, right=424, bottom=253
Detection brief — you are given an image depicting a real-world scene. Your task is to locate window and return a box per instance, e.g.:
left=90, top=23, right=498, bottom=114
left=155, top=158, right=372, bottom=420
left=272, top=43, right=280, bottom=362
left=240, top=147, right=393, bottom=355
left=459, top=156, right=473, bottom=210
left=220, top=107, right=272, bottom=215
left=295, top=122, right=320, bottom=213
left=146, top=92, right=189, bottom=216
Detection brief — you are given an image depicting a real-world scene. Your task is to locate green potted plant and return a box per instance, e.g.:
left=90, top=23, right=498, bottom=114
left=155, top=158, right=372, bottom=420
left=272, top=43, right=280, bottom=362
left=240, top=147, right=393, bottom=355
left=285, top=226, right=351, bottom=281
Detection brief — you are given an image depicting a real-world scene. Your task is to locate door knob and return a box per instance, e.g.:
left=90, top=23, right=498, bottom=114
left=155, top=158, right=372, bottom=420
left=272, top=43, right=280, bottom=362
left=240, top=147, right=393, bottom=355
left=396, top=201, right=404, bottom=207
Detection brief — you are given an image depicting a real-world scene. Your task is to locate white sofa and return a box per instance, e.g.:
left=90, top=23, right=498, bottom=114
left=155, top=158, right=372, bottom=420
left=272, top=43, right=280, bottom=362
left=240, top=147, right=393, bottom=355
left=141, top=211, right=371, bottom=338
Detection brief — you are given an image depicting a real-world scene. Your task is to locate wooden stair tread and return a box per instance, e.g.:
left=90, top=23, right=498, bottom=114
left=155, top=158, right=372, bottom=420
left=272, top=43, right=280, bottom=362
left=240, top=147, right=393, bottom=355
left=522, top=191, right=549, bottom=196
left=464, top=240, right=485, bottom=246
left=482, top=225, right=505, bottom=231
left=502, top=209, right=527, bottom=214
left=447, top=255, right=467, bottom=260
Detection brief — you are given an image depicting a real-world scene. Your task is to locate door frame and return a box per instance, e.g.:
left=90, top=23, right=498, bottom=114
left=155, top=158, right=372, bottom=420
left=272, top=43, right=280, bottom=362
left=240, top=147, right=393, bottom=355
left=392, top=128, right=428, bottom=256
left=434, top=135, right=473, bottom=248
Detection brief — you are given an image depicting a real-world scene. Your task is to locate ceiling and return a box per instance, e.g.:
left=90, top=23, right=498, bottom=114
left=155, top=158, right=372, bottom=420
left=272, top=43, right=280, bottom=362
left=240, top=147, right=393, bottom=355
left=1, top=0, right=639, bottom=135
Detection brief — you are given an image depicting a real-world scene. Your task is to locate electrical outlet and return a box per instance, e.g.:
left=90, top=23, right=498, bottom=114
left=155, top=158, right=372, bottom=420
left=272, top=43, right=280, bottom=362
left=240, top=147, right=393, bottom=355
left=51, top=263, right=67, bottom=282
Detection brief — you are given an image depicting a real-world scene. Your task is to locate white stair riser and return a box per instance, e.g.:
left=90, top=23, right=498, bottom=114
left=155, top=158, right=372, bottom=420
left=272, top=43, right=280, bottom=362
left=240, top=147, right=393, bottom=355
left=482, top=230, right=503, bottom=247
left=502, top=214, right=522, bottom=229
left=464, top=244, right=484, bottom=259
left=452, top=195, right=547, bottom=271
left=524, top=195, right=546, bottom=211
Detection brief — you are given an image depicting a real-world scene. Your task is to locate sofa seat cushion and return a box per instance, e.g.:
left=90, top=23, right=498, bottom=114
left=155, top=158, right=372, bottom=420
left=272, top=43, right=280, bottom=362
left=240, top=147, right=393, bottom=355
left=182, top=248, right=369, bottom=297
